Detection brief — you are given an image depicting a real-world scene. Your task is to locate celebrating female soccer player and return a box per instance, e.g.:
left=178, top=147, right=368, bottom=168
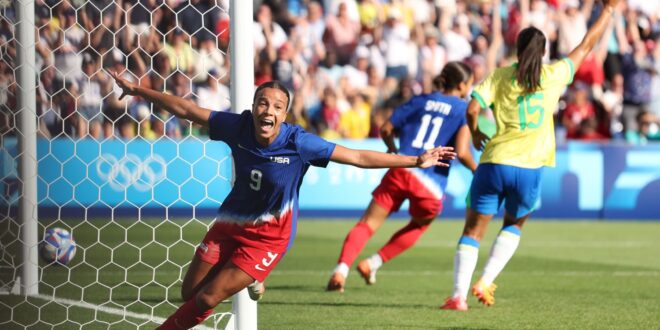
left=326, top=62, right=477, bottom=292
left=440, top=0, right=621, bottom=311
left=110, top=75, right=456, bottom=329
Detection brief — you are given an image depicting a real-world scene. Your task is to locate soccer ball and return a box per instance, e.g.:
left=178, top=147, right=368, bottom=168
left=40, top=227, right=77, bottom=265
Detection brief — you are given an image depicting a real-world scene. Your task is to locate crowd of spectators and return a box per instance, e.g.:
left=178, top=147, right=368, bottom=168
left=0, top=0, right=659, bottom=144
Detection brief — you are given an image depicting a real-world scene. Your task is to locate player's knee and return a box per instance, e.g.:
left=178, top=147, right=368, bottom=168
left=196, top=291, right=224, bottom=310
left=411, top=217, right=434, bottom=227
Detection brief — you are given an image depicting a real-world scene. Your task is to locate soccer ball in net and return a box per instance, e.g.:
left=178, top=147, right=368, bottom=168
left=40, top=227, right=77, bottom=265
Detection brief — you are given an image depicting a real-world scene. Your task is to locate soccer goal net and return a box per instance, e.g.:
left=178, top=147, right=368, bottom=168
left=0, top=0, right=254, bottom=328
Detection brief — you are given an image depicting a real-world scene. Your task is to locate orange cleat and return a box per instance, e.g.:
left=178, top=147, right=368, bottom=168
left=356, top=259, right=376, bottom=285
left=326, top=272, right=345, bottom=292
left=472, top=280, right=497, bottom=306
left=440, top=296, right=468, bottom=311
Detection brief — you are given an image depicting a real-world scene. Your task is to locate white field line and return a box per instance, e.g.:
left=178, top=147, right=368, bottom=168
left=270, top=270, right=660, bottom=277
left=48, top=269, right=660, bottom=277
left=0, top=292, right=227, bottom=330
left=416, top=241, right=657, bottom=248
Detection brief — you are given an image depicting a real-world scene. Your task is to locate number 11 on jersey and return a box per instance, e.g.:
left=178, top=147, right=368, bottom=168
left=411, top=114, right=444, bottom=149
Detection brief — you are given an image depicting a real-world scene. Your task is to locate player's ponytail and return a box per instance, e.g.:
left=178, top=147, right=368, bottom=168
left=515, top=27, right=546, bottom=95
left=433, top=61, right=473, bottom=93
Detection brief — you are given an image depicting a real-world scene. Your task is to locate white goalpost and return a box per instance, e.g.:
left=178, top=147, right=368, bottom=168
left=15, top=0, right=39, bottom=298
left=229, top=0, right=257, bottom=329
left=1, top=0, right=256, bottom=328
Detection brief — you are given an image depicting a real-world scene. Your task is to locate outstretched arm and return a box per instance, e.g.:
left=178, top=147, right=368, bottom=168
left=567, top=0, right=619, bottom=68
left=329, top=145, right=456, bottom=169
left=111, top=71, right=213, bottom=127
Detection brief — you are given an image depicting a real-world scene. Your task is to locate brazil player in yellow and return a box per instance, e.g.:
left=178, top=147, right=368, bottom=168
left=441, top=0, right=621, bottom=311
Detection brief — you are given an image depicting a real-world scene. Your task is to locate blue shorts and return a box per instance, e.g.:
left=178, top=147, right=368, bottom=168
left=467, top=163, right=543, bottom=219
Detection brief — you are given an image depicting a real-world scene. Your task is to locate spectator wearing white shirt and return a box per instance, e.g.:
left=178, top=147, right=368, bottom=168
left=441, top=17, right=473, bottom=62
left=292, top=1, right=327, bottom=65
left=343, top=46, right=370, bottom=90
left=324, top=2, right=361, bottom=65
left=53, top=6, right=86, bottom=83
left=382, top=8, right=411, bottom=81
left=324, top=0, right=360, bottom=22
left=196, top=69, right=230, bottom=112
left=557, top=0, right=592, bottom=57
left=74, top=54, right=107, bottom=139
left=254, top=4, right=288, bottom=58
left=417, top=26, right=446, bottom=93
left=193, top=36, right=226, bottom=83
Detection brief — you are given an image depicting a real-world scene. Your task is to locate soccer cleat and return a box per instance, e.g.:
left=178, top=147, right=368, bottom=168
left=326, top=272, right=345, bottom=292
left=247, top=280, right=265, bottom=301
left=440, top=296, right=468, bottom=311
left=472, top=280, right=497, bottom=306
left=356, top=259, right=376, bottom=285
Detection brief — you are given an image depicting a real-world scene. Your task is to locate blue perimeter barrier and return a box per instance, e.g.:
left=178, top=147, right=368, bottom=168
left=2, top=138, right=659, bottom=219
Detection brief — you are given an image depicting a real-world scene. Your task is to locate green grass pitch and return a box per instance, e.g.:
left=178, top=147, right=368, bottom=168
left=1, top=219, right=660, bottom=329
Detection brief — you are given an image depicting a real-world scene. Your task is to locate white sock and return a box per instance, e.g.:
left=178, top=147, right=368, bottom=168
left=368, top=254, right=383, bottom=271
left=480, top=226, right=521, bottom=285
left=452, top=236, right=480, bottom=300
left=334, top=262, right=350, bottom=278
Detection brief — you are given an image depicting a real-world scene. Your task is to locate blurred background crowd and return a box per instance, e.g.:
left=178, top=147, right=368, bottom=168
left=0, top=0, right=659, bottom=144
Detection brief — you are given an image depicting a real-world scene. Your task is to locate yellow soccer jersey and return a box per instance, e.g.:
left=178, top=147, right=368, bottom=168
left=471, top=58, right=575, bottom=168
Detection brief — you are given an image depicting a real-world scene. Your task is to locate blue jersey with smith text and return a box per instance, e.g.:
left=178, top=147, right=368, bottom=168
left=389, top=92, right=468, bottom=198
left=208, top=110, right=336, bottom=229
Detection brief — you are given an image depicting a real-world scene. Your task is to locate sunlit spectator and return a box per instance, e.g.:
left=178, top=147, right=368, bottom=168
left=196, top=69, right=230, bottom=112
left=53, top=5, right=85, bottom=83
left=382, top=8, right=411, bottom=88
left=417, top=26, right=446, bottom=93
left=254, top=4, right=288, bottom=56
left=292, top=1, right=326, bottom=65
left=324, top=1, right=361, bottom=65
left=557, top=0, right=592, bottom=57
left=163, top=29, right=196, bottom=74
left=193, top=36, right=226, bottom=83
left=339, top=92, right=371, bottom=139
left=73, top=54, right=107, bottom=139
left=103, top=52, right=134, bottom=139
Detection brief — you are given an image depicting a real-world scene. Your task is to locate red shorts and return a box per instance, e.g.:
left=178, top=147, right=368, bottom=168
left=372, top=168, right=443, bottom=219
left=195, top=215, right=292, bottom=282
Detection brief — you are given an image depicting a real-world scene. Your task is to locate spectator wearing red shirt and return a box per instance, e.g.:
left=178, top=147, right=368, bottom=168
left=562, top=83, right=596, bottom=139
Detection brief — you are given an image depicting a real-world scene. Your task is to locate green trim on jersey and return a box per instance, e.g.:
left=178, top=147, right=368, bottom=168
left=564, top=58, right=576, bottom=85
left=471, top=91, right=489, bottom=109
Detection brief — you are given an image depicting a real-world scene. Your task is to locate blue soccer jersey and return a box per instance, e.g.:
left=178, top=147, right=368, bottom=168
left=208, top=110, right=336, bottom=229
left=389, top=92, right=468, bottom=197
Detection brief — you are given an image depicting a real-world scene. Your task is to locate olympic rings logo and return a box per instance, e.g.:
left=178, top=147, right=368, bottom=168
left=96, top=154, right=167, bottom=192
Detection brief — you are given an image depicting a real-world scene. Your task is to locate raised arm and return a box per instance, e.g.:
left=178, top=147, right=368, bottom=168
left=567, top=0, right=619, bottom=68
left=580, top=0, right=595, bottom=20
left=111, top=71, right=213, bottom=127
left=486, top=0, right=502, bottom=74
left=329, top=145, right=456, bottom=169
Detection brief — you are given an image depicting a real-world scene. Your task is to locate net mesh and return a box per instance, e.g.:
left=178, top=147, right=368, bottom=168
left=1, top=0, right=235, bottom=328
